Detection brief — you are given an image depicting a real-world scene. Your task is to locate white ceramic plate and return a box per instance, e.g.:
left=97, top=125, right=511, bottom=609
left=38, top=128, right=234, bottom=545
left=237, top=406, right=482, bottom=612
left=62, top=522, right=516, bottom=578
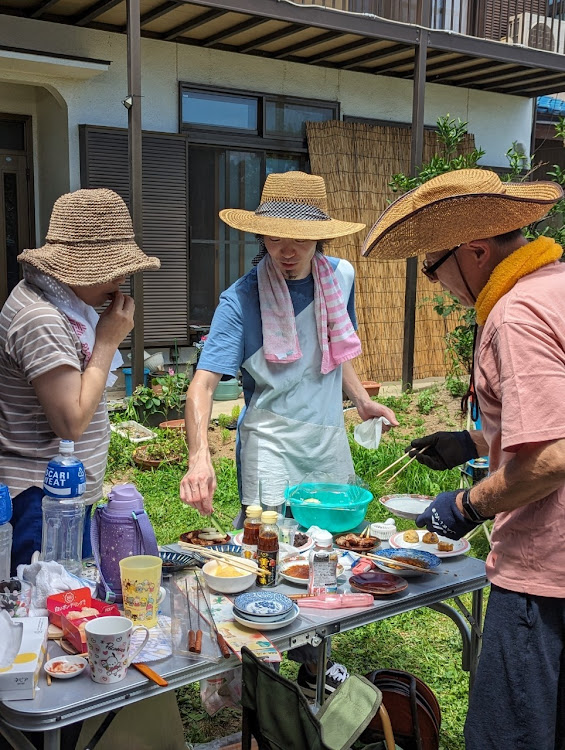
left=379, top=494, right=433, bottom=520
left=44, top=656, right=87, bottom=679
left=389, top=530, right=470, bottom=558
left=233, top=603, right=300, bottom=631
left=233, top=532, right=313, bottom=553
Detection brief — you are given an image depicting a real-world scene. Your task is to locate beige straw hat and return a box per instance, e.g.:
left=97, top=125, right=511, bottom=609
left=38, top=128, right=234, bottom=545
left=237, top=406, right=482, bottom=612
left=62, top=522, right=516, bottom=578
left=362, top=169, right=562, bottom=260
left=18, top=188, right=160, bottom=286
left=219, top=171, right=365, bottom=240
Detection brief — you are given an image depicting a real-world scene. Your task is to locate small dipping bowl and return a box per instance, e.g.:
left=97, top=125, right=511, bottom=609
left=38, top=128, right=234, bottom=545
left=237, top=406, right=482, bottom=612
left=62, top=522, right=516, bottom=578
left=44, top=656, right=87, bottom=680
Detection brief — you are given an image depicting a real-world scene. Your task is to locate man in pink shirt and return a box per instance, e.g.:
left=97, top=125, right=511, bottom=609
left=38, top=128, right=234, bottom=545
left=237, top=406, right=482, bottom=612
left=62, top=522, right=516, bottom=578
left=363, top=169, right=565, bottom=749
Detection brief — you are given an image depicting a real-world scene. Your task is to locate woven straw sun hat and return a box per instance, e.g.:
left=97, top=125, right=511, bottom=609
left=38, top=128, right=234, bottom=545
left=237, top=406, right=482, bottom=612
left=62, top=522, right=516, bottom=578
left=362, top=168, right=563, bottom=260
left=219, top=171, right=365, bottom=240
left=18, top=188, right=160, bottom=286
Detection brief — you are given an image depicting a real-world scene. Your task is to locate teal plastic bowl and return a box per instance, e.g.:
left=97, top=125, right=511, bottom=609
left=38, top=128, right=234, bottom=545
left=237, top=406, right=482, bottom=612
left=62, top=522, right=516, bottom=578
left=286, top=483, right=373, bottom=533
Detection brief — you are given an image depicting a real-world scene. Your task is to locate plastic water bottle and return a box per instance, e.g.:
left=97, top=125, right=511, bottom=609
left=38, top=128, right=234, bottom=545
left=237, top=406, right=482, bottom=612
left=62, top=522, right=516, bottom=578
left=41, top=440, right=86, bottom=576
left=0, top=485, right=13, bottom=582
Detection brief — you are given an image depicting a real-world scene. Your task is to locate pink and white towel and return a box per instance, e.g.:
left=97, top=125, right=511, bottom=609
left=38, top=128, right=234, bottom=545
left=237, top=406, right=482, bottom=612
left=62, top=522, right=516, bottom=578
left=257, top=253, right=361, bottom=374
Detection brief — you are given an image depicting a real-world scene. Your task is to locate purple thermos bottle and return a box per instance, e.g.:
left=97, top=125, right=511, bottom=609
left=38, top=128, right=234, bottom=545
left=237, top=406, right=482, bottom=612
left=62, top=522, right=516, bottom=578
left=90, top=484, right=159, bottom=603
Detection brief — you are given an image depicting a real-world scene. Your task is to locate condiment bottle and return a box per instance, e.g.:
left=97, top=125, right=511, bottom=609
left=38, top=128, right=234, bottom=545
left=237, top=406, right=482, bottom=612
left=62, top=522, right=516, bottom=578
left=308, top=530, right=338, bottom=596
left=256, top=511, right=279, bottom=587
left=241, top=505, right=262, bottom=560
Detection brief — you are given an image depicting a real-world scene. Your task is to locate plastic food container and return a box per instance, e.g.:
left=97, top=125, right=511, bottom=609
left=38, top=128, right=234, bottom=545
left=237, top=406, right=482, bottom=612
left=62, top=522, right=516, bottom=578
left=286, top=483, right=373, bottom=533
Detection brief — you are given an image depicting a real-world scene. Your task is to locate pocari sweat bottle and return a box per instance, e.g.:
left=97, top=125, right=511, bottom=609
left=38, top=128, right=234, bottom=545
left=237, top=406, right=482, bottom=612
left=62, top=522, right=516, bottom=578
left=41, top=440, right=86, bottom=576
left=0, top=484, right=13, bottom=582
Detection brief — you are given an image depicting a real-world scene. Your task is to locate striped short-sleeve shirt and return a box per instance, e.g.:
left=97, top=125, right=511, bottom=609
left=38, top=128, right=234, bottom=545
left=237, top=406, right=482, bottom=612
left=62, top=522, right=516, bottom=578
left=0, top=280, right=110, bottom=504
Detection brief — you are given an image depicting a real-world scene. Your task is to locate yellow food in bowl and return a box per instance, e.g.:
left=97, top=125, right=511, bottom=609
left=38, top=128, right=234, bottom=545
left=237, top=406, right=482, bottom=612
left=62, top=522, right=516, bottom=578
left=211, top=562, right=246, bottom=578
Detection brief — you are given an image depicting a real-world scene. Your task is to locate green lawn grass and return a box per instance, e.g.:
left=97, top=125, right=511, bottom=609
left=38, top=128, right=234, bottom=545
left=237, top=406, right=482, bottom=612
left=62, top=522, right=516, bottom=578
left=105, top=388, right=489, bottom=748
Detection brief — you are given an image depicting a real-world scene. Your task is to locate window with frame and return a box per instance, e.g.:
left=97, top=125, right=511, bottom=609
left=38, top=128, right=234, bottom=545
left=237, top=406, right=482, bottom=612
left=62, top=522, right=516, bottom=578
left=181, top=84, right=339, bottom=324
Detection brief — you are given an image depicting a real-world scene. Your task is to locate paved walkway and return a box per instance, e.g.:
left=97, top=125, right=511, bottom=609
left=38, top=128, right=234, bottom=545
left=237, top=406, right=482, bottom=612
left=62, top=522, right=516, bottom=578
left=209, top=377, right=445, bottom=419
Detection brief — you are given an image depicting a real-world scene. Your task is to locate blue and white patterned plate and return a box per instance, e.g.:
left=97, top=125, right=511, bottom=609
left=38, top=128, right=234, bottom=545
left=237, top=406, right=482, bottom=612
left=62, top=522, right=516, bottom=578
left=372, top=547, right=441, bottom=577
left=234, top=591, right=293, bottom=618
left=210, top=543, right=243, bottom=556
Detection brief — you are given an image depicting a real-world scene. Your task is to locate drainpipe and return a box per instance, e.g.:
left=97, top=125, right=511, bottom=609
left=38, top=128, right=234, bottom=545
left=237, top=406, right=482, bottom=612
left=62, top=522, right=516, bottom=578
left=127, top=0, right=145, bottom=389
left=402, top=24, right=429, bottom=391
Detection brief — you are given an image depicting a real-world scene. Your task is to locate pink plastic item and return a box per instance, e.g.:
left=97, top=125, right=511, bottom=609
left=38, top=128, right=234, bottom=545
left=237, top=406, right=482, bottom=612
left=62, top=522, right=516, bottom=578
left=296, top=593, right=374, bottom=609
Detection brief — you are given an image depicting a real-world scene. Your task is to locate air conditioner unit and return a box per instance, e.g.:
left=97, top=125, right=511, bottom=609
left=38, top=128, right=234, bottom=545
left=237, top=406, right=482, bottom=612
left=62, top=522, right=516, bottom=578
left=502, top=12, right=565, bottom=55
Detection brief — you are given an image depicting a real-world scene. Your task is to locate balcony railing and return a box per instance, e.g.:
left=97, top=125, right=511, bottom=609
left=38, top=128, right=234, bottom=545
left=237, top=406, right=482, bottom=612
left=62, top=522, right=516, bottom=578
left=294, top=1, right=565, bottom=53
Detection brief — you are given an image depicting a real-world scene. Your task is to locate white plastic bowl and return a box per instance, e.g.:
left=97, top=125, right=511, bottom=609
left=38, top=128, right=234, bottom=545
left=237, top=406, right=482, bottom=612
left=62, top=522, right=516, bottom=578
left=202, top=559, right=257, bottom=594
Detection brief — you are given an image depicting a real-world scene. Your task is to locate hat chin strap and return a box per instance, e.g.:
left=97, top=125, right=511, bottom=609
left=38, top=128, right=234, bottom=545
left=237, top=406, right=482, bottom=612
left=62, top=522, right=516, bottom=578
left=453, top=252, right=477, bottom=304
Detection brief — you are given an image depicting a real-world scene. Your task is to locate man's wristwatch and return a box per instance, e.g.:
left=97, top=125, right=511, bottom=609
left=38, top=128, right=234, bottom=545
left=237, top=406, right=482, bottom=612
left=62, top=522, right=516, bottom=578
left=461, top=489, right=494, bottom=522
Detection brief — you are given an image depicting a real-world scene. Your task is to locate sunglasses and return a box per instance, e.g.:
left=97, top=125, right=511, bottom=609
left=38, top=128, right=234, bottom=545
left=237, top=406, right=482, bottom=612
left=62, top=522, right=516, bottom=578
left=421, top=244, right=461, bottom=280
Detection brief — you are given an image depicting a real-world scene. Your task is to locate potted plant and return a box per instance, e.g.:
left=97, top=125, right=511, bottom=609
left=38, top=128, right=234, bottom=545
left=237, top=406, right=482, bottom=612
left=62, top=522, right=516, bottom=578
left=132, top=429, right=188, bottom=469
left=123, top=370, right=190, bottom=426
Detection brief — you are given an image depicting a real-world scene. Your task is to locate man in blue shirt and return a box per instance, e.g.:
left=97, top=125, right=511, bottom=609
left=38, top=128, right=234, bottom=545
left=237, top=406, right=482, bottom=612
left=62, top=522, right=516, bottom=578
left=180, top=171, right=397, bottom=696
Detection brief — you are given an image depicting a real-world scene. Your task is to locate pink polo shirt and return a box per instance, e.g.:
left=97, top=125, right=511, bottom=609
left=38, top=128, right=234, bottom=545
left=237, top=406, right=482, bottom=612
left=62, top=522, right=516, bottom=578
left=475, top=261, right=565, bottom=597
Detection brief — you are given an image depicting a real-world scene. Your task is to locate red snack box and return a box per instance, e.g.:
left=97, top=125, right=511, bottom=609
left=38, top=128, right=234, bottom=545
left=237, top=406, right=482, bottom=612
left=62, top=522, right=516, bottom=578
left=47, top=588, right=120, bottom=653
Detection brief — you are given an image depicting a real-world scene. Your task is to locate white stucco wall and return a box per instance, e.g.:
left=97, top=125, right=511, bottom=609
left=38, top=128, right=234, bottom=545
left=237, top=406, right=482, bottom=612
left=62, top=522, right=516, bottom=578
left=0, top=13, right=534, bottom=213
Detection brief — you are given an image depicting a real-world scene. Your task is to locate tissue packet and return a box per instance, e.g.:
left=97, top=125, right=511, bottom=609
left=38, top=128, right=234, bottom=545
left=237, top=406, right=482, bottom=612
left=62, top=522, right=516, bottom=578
left=0, top=616, right=48, bottom=701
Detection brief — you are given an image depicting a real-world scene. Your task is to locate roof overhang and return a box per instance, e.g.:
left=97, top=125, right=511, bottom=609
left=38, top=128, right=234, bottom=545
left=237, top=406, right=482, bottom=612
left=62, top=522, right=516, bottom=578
left=1, top=0, right=565, bottom=96
left=0, top=44, right=111, bottom=79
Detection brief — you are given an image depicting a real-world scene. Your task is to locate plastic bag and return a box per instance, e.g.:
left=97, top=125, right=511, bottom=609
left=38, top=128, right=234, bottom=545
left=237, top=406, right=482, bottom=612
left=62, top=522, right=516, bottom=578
left=353, top=417, right=391, bottom=449
left=200, top=668, right=242, bottom=716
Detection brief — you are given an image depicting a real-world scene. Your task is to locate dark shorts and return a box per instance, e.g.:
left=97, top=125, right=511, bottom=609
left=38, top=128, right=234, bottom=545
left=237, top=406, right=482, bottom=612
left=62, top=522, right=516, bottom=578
left=10, top=486, right=92, bottom=576
left=465, top=584, right=565, bottom=750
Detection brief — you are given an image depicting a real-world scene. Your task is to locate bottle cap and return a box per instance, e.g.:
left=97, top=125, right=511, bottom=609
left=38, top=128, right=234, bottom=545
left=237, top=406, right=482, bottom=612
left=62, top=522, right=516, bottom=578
left=313, top=529, right=333, bottom=547
left=261, top=511, right=278, bottom=524
left=107, top=483, right=145, bottom=513
left=0, top=485, right=12, bottom=525
left=245, top=505, right=263, bottom=519
left=59, top=440, right=75, bottom=454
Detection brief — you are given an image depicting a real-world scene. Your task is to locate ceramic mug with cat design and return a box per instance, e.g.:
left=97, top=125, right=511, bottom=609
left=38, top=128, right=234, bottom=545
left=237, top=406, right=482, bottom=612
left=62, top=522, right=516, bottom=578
left=85, top=616, right=149, bottom=684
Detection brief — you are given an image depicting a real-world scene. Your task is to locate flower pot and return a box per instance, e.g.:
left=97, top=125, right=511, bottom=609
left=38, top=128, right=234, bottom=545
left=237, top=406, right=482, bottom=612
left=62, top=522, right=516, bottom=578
left=361, top=380, right=381, bottom=398
left=132, top=446, right=183, bottom=470
left=159, top=419, right=186, bottom=432
left=151, top=384, right=163, bottom=395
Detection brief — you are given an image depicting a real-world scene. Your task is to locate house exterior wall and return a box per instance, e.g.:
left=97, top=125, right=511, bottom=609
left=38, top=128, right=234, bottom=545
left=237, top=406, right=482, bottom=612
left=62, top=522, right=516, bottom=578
left=1, top=15, right=534, bottom=234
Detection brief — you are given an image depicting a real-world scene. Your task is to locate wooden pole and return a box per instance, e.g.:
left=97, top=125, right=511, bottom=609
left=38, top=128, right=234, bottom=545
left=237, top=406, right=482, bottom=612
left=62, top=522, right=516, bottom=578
left=127, top=0, right=145, bottom=389
left=402, top=26, right=428, bottom=391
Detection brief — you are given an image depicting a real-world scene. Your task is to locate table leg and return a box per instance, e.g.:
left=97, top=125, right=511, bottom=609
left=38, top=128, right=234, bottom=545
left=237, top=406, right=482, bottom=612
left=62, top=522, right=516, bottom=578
left=469, top=587, right=484, bottom=692
left=43, top=728, right=61, bottom=750
left=315, top=636, right=328, bottom=707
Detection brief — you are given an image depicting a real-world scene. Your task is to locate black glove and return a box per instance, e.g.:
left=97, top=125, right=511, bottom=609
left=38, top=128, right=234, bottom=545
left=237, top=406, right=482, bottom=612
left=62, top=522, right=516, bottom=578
left=405, top=431, right=478, bottom=471
left=416, top=491, right=481, bottom=540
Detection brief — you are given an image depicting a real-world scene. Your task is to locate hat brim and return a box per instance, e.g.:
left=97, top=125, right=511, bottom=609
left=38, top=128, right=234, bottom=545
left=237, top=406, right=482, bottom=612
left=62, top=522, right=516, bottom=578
left=363, top=183, right=563, bottom=260
left=220, top=208, right=365, bottom=240
left=18, top=241, right=160, bottom=286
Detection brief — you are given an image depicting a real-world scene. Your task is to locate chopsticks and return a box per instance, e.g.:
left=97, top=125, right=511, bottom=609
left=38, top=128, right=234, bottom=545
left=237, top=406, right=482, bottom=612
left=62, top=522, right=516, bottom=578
left=363, top=552, right=440, bottom=575
left=178, top=542, right=259, bottom=576
left=376, top=447, right=428, bottom=484
left=185, top=578, right=202, bottom=653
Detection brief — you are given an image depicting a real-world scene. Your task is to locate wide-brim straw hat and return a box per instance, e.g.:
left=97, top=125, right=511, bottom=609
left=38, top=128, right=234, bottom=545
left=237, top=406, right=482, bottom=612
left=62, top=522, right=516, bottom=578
left=18, top=188, right=160, bottom=286
left=219, top=171, right=365, bottom=240
left=362, top=169, right=563, bottom=260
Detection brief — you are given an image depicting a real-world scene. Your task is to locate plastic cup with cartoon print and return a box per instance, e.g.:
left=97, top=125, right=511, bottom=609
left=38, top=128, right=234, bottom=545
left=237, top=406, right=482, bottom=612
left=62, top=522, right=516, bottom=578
left=119, top=555, right=166, bottom=628
left=85, top=616, right=149, bottom=684
left=259, top=478, right=289, bottom=524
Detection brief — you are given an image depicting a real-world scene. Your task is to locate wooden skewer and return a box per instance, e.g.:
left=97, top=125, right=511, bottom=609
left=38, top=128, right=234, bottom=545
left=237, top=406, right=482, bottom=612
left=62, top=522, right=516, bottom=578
left=178, top=542, right=259, bottom=576
left=384, top=447, right=428, bottom=485
left=363, top=552, right=440, bottom=575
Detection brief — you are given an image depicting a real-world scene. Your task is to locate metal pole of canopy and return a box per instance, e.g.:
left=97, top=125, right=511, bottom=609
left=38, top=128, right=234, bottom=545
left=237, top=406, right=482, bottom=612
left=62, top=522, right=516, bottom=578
left=126, top=0, right=145, bottom=389
left=401, top=25, right=429, bottom=391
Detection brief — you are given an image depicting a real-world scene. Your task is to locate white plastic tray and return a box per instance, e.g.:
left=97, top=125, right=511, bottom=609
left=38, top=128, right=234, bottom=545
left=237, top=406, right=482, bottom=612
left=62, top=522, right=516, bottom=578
left=110, top=421, right=157, bottom=443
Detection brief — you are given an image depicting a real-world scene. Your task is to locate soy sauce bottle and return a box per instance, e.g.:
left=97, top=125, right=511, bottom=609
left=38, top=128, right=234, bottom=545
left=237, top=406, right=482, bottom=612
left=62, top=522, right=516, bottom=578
left=256, top=511, right=279, bottom=587
left=241, top=505, right=262, bottom=560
